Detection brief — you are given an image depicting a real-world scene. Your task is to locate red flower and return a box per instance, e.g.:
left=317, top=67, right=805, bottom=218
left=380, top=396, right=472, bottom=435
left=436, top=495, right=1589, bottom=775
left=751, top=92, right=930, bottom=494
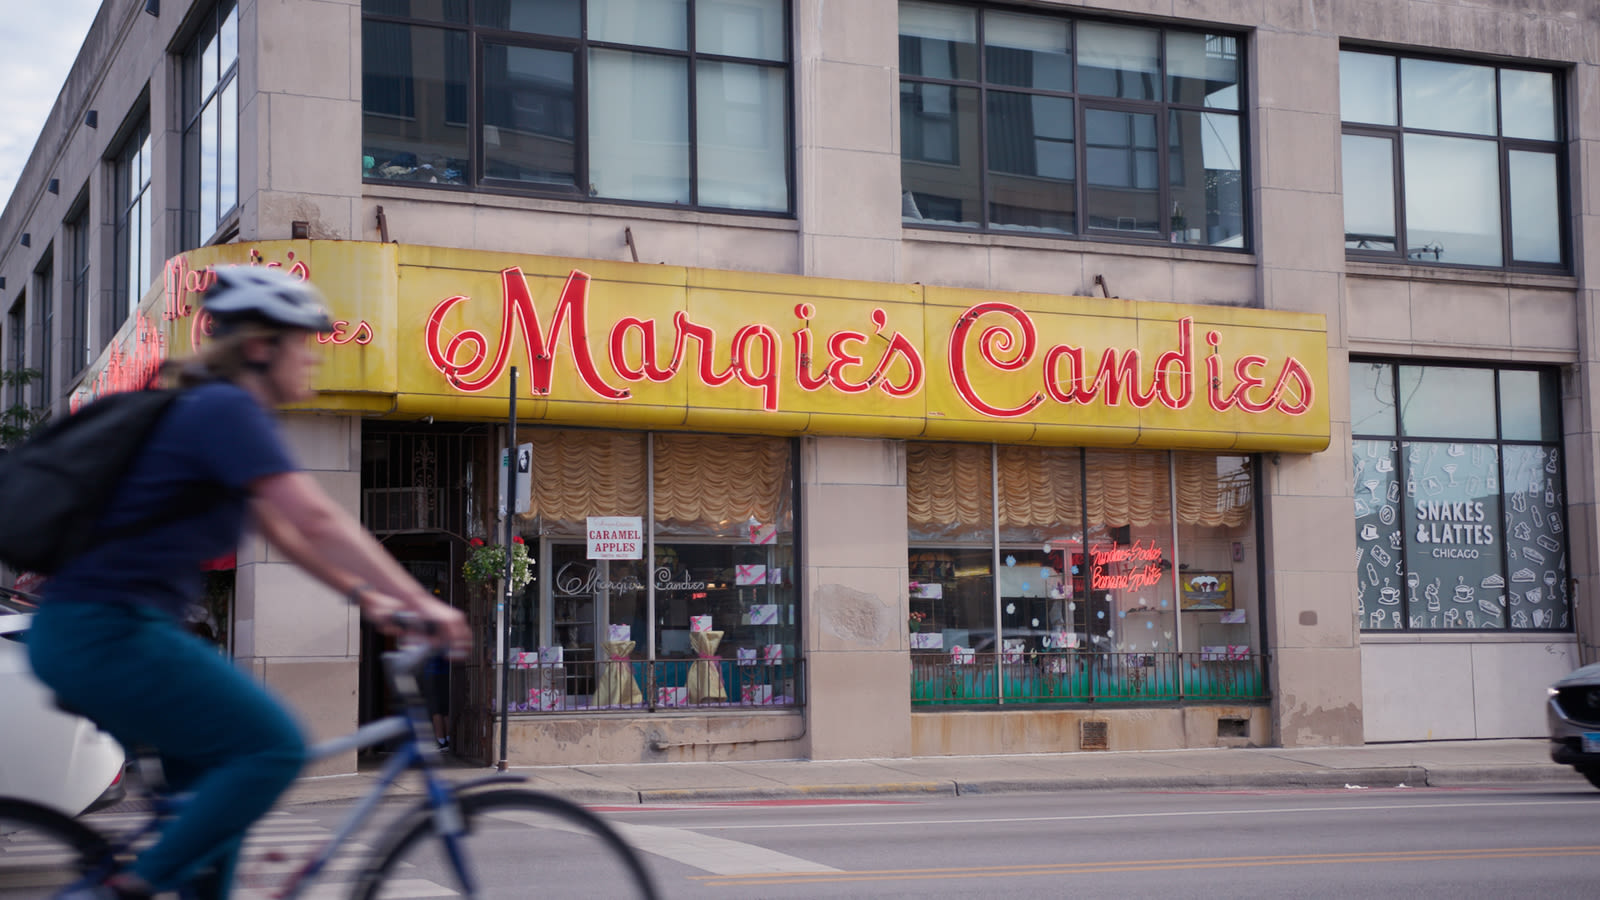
left=469, top=538, right=485, bottom=547
left=512, top=535, right=525, bottom=545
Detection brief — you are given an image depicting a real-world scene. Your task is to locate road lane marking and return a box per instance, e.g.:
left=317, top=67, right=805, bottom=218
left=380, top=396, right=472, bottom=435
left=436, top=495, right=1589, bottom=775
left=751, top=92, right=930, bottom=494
left=485, top=809, right=839, bottom=876
left=678, top=797, right=1588, bottom=831
left=615, top=823, right=841, bottom=876
left=691, top=845, right=1600, bottom=887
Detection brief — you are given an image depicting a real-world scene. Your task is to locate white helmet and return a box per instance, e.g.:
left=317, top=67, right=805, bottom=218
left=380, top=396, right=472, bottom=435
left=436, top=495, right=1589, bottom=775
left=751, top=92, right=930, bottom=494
left=201, top=266, right=335, bottom=335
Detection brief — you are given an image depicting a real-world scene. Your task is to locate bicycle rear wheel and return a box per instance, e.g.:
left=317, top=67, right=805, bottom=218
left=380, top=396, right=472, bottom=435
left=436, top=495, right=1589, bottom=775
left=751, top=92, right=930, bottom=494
left=353, top=788, right=658, bottom=900
left=0, top=798, right=116, bottom=897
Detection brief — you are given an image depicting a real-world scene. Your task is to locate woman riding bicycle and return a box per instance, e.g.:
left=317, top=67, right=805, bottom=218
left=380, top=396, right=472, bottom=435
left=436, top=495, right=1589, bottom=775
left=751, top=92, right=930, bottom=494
left=27, top=266, right=470, bottom=900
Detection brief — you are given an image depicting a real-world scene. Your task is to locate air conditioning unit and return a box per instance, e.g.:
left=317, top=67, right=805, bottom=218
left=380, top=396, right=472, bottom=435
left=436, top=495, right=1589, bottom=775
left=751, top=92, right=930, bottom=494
left=363, top=487, right=434, bottom=533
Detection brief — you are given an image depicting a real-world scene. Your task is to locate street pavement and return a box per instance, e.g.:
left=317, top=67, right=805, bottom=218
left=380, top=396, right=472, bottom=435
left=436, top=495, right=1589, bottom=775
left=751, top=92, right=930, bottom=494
left=278, top=738, right=1583, bottom=808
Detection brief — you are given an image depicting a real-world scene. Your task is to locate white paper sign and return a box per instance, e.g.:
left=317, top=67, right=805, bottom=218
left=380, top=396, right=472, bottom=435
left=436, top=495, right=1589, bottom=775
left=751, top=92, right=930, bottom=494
left=587, top=516, right=644, bottom=559
left=497, top=443, right=533, bottom=516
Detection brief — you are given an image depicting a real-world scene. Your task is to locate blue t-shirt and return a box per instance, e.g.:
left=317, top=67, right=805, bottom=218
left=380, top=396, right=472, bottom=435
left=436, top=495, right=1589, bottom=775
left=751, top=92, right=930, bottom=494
left=43, top=382, right=299, bottom=617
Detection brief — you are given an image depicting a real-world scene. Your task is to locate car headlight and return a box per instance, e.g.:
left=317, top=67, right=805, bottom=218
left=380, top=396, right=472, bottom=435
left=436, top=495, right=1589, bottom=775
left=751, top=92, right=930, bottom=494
left=1549, top=687, right=1561, bottom=697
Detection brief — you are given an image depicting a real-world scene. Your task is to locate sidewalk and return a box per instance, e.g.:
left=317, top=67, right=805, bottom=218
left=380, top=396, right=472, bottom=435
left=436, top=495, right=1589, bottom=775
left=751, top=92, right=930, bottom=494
left=280, top=739, right=1583, bottom=808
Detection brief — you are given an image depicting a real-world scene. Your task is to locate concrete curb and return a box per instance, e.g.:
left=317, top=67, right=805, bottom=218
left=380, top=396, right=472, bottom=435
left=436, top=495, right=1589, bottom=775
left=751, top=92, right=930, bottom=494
left=1422, top=765, right=1585, bottom=786
left=635, top=781, right=957, bottom=803
left=272, top=763, right=1587, bottom=809
left=951, top=767, right=1432, bottom=795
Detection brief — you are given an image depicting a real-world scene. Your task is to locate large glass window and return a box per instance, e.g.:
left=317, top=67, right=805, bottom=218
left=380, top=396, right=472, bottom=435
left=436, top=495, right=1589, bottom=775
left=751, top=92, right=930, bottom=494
left=66, top=200, right=91, bottom=377
left=1352, top=361, right=1569, bottom=632
left=503, top=429, right=799, bottom=712
left=908, top=443, right=1262, bottom=706
left=1340, top=50, right=1566, bottom=270
left=899, top=4, right=1245, bottom=248
left=113, top=118, right=152, bottom=330
left=183, top=0, right=240, bottom=246
left=361, top=0, right=793, bottom=214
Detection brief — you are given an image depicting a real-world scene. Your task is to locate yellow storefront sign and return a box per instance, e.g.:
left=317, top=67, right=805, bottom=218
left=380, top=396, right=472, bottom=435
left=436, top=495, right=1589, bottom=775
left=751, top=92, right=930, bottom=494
left=82, top=241, right=1328, bottom=452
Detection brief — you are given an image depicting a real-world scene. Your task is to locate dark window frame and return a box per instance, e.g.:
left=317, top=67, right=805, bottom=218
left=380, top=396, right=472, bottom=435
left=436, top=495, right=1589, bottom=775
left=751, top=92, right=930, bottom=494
left=8, top=299, right=25, bottom=411
left=1351, top=357, right=1571, bottom=634
left=66, top=192, right=91, bottom=378
left=181, top=0, right=241, bottom=249
left=1339, top=48, right=1569, bottom=273
left=33, top=253, right=54, bottom=409
left=897, top=3, right=1251, bottom=251
left=112, top=115, right=153, bottom=333
left=359, top=0, right=797, bottom=218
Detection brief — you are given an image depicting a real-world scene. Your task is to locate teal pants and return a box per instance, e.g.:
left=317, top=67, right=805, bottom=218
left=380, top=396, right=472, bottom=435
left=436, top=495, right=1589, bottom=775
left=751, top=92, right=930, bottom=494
left=27, top=600, right=307, bottom=897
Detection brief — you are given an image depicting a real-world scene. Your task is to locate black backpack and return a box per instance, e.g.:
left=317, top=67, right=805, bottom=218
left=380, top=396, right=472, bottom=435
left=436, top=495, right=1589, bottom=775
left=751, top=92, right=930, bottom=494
left=0, top=388, right=220, bottom=575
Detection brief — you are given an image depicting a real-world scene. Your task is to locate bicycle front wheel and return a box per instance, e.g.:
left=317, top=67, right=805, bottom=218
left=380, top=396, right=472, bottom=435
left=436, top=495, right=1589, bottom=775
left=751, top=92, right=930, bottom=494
left=353, top=788, right=659, bottom=900
left=0, top=798, right=115, bottom=898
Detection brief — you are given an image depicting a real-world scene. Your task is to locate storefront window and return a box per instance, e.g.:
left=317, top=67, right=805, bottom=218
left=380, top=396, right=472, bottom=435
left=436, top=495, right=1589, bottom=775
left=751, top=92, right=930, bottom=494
left=908, top=443, right=1261, bottom=705
left=505, top=428, right=798, bottom=711
left=1352, top=360, right=1569, bottom=632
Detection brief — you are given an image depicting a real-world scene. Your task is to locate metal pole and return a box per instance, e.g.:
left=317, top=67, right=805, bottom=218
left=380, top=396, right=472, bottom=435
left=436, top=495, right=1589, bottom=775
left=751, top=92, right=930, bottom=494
left=497, top=366, right=517, bottom=773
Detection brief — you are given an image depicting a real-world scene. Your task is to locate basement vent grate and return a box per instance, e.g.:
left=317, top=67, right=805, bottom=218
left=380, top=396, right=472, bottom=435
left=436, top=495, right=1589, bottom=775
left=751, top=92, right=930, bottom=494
left=1218, top=717, right=1250, bottom=739
left=1080, top=720, right=1109, bottom=751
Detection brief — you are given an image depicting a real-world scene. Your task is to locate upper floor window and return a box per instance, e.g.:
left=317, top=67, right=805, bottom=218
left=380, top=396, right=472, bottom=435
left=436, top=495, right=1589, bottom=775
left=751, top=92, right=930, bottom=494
left=898, top=3, right=1246, bottom=249
left=361, top=0, right=794, bottom=214
left=113, top=117, right=153, bottom=329
left=184, top=0, right=240, bottom=246
left=33, top=256, right=53, bottom=409
left=8, top=300, right=25, bottom=410
left=67, top=197, right=91, bottom=377
left=1340, top=50, right=1566, bottom=270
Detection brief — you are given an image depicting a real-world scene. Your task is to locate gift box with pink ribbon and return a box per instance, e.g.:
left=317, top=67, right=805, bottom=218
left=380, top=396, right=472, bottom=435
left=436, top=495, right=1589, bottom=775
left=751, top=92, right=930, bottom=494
left=950, top=646, right=975, bottom=665
left=748, top=604, right=779, bottom=626
left=736, top=647, right=759, bottom=666
left=763, top=643, right=783, bottom=662
left=741, top=684, right=773, bottom=705
left=1001, top=639, right=1026, bottom=664
left=657, top=686, right=687, bottom=708
left=690, top=616, right=713, bottom=633
left=607, top=624, right=631, bottom=641
left=528, top=688, right=563, bottom=711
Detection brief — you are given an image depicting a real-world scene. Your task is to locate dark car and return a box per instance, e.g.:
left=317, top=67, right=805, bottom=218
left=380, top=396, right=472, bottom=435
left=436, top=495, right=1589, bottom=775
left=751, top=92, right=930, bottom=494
left=1547, top=663, right=1600, bottom=788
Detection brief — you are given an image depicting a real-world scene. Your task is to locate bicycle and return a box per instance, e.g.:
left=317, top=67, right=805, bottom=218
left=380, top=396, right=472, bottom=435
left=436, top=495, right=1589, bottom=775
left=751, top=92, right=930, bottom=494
left=0, top=640, right=660, bottom=899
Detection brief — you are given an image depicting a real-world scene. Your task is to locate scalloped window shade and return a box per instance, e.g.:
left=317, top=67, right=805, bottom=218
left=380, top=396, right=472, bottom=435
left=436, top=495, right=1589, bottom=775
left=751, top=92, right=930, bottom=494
left=653, top=433, right=791, bottom=536
left=1174, top=451, right=1251, bottom=527
left=907, top=442, right=994, bottom=542
left=997, top=445, right=1083, bottom=534
left=909, top=444, right=1250, bottom=533
left=521, top=429, right=647, bottom=532
left=1086, top=449, right=1171, bottom=526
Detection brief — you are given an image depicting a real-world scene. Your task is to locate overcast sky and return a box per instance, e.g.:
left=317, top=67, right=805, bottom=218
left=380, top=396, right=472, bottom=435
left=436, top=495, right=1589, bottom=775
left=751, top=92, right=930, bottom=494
left=0, top=0, right=105, bottom=213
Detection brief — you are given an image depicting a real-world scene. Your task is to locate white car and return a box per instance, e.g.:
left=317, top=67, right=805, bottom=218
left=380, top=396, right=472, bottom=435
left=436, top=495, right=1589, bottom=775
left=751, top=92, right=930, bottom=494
left=0, top=588, right=126, bottom=816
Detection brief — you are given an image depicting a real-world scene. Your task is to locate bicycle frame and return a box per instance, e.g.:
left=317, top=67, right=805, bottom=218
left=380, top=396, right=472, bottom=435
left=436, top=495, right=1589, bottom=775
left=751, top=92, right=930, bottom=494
left=87, top=645, right=500, bottom=900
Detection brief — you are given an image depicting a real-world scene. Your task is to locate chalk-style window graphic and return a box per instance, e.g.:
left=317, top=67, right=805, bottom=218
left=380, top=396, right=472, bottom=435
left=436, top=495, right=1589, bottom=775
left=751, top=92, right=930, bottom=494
left=1351, top=360, right=1569, bottom=633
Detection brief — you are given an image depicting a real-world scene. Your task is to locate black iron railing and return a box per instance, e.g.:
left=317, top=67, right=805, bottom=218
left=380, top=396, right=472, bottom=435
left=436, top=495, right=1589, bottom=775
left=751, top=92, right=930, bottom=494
left=504, top=657, right=803, bottom=713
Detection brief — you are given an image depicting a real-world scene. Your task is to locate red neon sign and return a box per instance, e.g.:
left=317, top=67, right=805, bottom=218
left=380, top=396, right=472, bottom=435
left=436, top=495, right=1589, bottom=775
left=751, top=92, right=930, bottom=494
left=425, top=268, right=927, bottom=412
left=421, top=268, right=1315, bottom=421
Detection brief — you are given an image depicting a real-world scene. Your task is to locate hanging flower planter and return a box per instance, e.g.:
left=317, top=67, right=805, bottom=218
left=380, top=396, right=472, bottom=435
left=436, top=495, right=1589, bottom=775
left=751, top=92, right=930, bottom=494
left=463, top=536, right=534, bottom=592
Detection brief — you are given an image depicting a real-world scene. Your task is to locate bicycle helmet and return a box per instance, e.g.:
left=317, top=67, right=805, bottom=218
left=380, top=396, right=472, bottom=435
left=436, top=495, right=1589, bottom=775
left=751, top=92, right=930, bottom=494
left=201, top=266, right=335, bottom=335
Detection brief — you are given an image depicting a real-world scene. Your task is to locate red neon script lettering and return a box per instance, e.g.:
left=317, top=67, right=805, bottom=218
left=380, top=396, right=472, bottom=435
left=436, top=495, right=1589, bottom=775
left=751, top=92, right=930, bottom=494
left=424, top=268, right=628, bottom=399
left=948, top=302, right=1044, bottom=417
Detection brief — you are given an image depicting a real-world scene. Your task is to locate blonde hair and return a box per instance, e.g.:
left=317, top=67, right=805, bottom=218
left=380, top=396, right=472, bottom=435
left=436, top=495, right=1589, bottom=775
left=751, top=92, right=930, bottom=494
left=159, top=323, right=287, bottom=388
